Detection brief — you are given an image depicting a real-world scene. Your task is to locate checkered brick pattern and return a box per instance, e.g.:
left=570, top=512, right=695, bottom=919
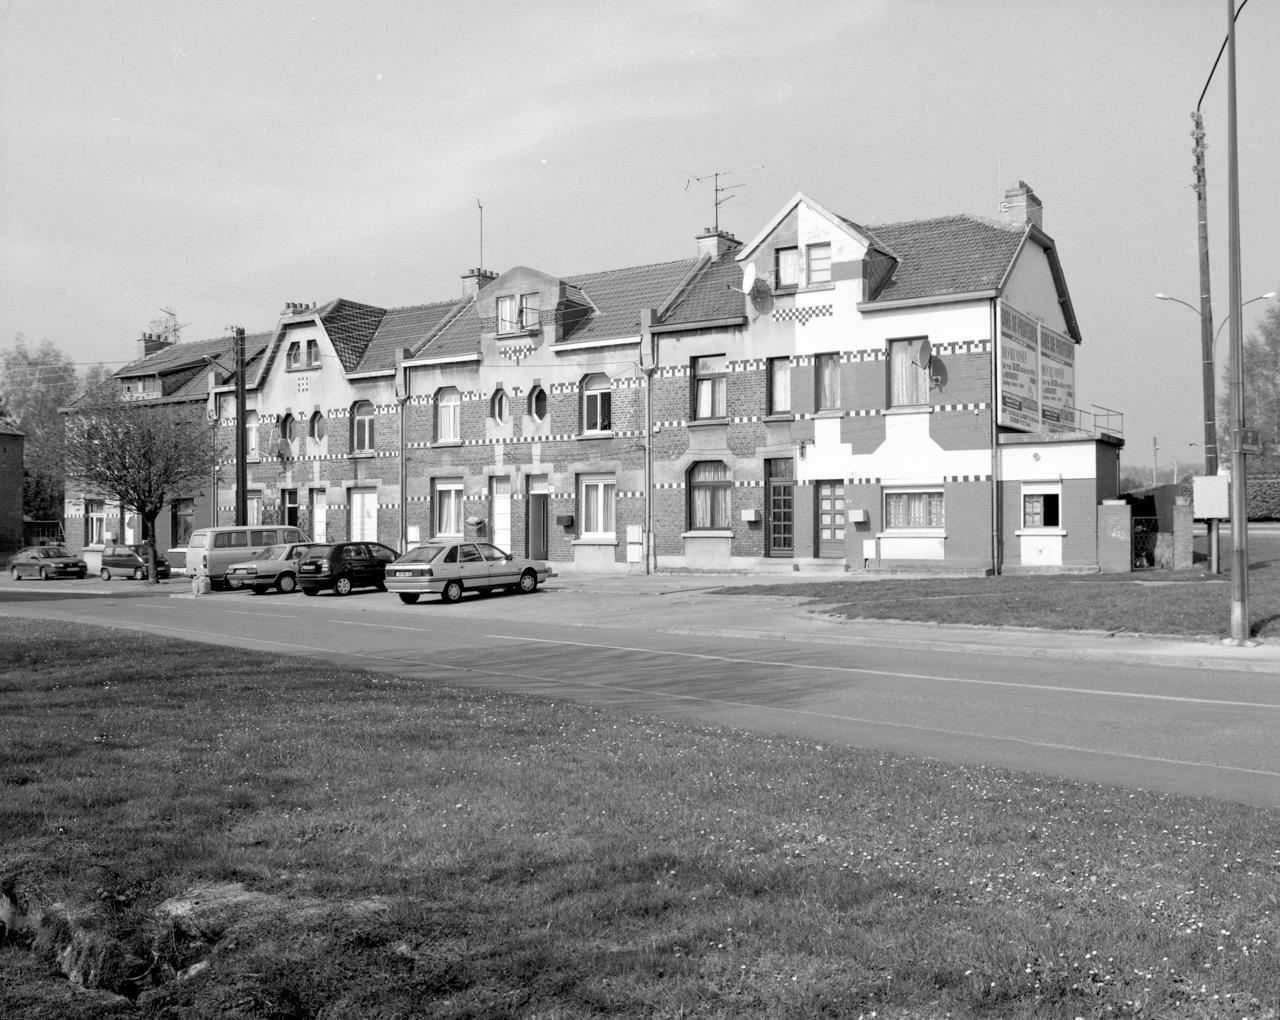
left=772, top=304, right=833, bottom=326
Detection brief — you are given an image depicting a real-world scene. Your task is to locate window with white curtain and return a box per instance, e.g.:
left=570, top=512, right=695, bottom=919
left=688, top=461, right=732, bottom=530
left=815, top=353, right=840, bottom=410
left=436, top=388, right=461, bottom=442
left=767, top=357, right=791, bottom=415
left=579, top=475, right=615, bottom=536
left=692, top=355, right=727, bottom=419
left=434, top=479, right=464, bottom=536
left=351, top=401, right=375, bottom=451
left=884, top=490, right=944, bottom=530
left=889, top=337, right=930, bottom=406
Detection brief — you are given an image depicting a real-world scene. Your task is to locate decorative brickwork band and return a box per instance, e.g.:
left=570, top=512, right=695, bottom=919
left=772, top=304, right=833, bottom=326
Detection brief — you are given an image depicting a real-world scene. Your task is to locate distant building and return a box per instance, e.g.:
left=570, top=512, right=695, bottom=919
left=64, top=181, right=1124, bottom=574
left=0, top=419, right=24, bottom=556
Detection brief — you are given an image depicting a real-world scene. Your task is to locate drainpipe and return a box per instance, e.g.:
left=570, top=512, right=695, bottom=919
left=396, top=350, right=409, bottom=552
left=641, top=309, right=656, bottom=575
left=989, top=301, right=1002, bottom=575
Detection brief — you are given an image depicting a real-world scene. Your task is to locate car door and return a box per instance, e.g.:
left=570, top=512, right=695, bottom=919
left=340, top=544, right=368, bottom=586
left=369, top=544, right=396, bottom=584
left=478, top=543, right=518, bottom=587
left=455, top=543, right=491, bottom=588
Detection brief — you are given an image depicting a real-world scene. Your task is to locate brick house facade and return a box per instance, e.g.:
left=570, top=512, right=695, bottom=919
left=65, top=182, right=1124, bottom=576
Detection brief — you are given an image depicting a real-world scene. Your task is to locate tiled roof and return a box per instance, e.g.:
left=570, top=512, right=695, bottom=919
left=357, top=300, right=463, bottom=373
left=658, top=251, right=747, bottom=326
left=558, top=258, right=700, bottom=344
left=0, top=418, right=23, bottom=437
left=862, top=215, right=1025, bottom=303
left=419, top=302, right=482, bottom=361
left=315, top=299, right=388, bottom=372
left=79, top=332, right=272, bottom=409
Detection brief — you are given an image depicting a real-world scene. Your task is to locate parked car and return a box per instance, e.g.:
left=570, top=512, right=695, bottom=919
left=99, top=543, right=171, bottom=581
left=185, top=526, right=311, bottom=588
left=8, top=545, right=88, bottom=581
left=224, top=543, right=313, bottom=594
left=297, top=542, right=398, bottom=596
left=384, top=541, right=550, bottom=604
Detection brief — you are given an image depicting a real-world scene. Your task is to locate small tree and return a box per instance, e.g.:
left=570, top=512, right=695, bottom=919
left=64, top=393, right=215, bottom=583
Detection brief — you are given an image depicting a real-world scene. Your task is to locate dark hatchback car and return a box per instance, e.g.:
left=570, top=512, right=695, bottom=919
left=99, top=543, right=171, bottom=581
left=298, top=542, right=398, bottom=596
left=9, top=545, right=88, bottom=580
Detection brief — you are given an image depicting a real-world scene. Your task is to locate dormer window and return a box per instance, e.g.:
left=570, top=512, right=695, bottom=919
left=307, top=339, right=320, bottom=367
left=806, top=243, right=831, bottom=284
left=286, top=342, right=301, bottom=370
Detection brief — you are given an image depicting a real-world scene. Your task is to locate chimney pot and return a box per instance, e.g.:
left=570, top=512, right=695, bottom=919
left=1002, top=180, right=1043, bottom=230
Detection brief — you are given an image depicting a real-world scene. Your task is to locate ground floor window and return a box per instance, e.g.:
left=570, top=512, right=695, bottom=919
left=435, top=479, right=464, bottom=537
left=1022, top=485, right=1061, bottom=528
left=579, top=474, right=615, bottom=537
left=171, top=498, right=195, bottom=546
left=281, top=488, right=299, bottom=527
left=310, top=489, right=328, bottom=542
left=688, top=461, right=731, bottom=529
left=86, top=499, right=106, bottom=545
left=885, top=489, right=944, bottom=529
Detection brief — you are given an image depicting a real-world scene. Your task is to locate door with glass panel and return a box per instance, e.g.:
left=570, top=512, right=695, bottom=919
left=527, top=476, right=549, bottom=560
left=766, top=458, right=794, bottom=557
left=816, top=481, right=846, bottom=558
left=490, top=478, right=511, bottom=551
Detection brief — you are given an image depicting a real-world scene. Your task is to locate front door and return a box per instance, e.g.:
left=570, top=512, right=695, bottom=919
left=528, top=476, right=549, bottom=560
left=491, top=478, right=511, bottom=551
left=310, top=489, right=327, bottom=543
left=766, top=458, right=794, bottom=558
left=816, top=481, right=845, bottom=558
left=350, top=488, right=377, bottom=542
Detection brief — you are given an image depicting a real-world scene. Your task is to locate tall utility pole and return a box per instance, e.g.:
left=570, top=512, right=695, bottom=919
left=233, top=327, right=248, bottom=526
left=1225, top=0, right=1250, bottom=643
left=1190, top=111, right=1221, bottom=573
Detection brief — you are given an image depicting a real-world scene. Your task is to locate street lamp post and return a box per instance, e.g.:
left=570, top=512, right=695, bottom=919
left=1154, top=289, right=1274, bottom=577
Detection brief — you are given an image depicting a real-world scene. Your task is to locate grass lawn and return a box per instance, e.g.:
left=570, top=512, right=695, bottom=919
left=2, top=619, right=1278, bottom=1019
left=721, top=530, right=1280, bottom=642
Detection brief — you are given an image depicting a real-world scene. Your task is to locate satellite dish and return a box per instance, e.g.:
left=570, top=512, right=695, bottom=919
left=915, top=340, right=933, bottom=368
left=740, top=263, right=757, bottom=293
left=748, top=277, right=772, bottom=309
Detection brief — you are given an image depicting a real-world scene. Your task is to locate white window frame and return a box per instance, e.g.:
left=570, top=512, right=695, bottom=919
left=688, top=461, right=732, bottom=530
left=496, top=294, right=519, bottom=334
left=579, top=474, right=616, bottom=537
left=884, top=488, right=945, bottom=532
left=491, top=389, right=508, bottom=424
left=815, top=353, right=840, bottom=411
left=519, top=292, right=540, bottom=330
left=775, top=246, right=799, bottom=288
left=434, top=478, right=464, bottom=537
left=767, top=357, right=791, bottom=415
left=692, top=355, right=727, bottom=420
left=307, top=339, right=321, bottom=367
left=87, top=499, right=106, bottom=545
left=436, top=388, right=461, bottom=442
left=285, top=342, right=301, bottom=370
left=528, top=386, right=547, bottom=422
left=244, top=411, right=260, bottom=459
left=889, top=337, right=931, bottom=407
left=806, top=243, right=831, bottom=285
left=1020, top=483, right=1064, bottom=531
left=582, top=374, right=611, bottom=434
left=351, top=401, right=375, bottom=452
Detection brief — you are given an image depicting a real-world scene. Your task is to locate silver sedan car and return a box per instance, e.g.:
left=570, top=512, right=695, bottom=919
left=224, top=543, right=314, bottom=594
left=383, top=541, right=551, bottom=604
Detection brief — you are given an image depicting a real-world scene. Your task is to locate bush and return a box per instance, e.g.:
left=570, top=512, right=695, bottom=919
left=1248, top=477, right=1280, bottom=519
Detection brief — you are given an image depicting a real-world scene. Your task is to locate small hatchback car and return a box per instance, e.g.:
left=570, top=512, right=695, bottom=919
left=99, top=543, right=171, bottom=581
left=298, top=542, right=398, bottom=596
left=225, top=543, right=314, bottom=594
left=9, top=545, right=88, bottom=580
left=384, top=541, right=551, bottom=604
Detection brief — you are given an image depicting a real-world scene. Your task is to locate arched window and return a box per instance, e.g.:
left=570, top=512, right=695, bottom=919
left=688, top=461, right=732, bottom=530
left=528, top=386, right=547, bottom=422
left=491, top=389, right=508, bottom=424
left=281, top=414, right=296, bottom=442
left=285, top=342, right=301, bottom=370
left=310, top=410, right=326, bottom=442
left=351, top=401, right=374, bottom=452
left=436, top=388, right=461, bottom=442
left=581, top=374, right=611, bottom=433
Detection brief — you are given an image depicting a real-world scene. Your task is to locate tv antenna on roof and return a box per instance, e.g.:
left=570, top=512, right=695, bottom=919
left=684, top=165, right=763, bottom=232
left=152, top=307, right=188, bottom=344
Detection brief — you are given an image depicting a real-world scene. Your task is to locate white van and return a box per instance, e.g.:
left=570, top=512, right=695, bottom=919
left=187, top=526, right=311, bottom=588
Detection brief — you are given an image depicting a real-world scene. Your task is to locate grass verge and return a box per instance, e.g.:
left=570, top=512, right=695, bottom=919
left=2, top=618, right=1278, bottom=1019
left=720, top=532, right=1280, bottom=641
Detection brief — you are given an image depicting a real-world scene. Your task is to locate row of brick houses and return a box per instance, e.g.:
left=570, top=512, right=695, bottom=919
left=65, top=184, right=1125, bottom=574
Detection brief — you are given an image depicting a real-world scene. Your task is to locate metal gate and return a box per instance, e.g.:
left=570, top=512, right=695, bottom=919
left=1132, top=517, right=1158, bottom=570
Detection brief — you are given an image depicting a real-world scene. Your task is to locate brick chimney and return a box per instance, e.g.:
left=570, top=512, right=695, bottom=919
left=696, top=228, right=740, bottom=261
left=461, top=268, right=497, bottom=299
left=1002, top=181, right=1043, bottom=230
left=136, top=331, right=174, bottom=361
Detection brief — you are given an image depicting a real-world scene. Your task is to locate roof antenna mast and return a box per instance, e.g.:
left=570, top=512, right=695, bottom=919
left=684, top=165, right=762, bottom=232
left=476, top=198, right=484, bottom=270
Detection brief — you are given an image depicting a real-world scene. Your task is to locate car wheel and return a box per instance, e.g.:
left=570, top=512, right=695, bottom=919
left=518, top=570, right=538, bottom=594
left=441, top=579, right=463, bottom=604
left=99, top=567, right=112, bottom=581
left=276, top=573, right=297, bottom=594
left=398, top=592, right=420, bottom=605
left=301, top=586, right=318, bottom=596
left=38, top=567, right=48, bottom=581
left=132, top=567, right=143, bottom=581
left=226, top=578, right=242, bottom=591
left=9, top=566, right=18, bottom=581
left=334, top=575, right=354, bottom=596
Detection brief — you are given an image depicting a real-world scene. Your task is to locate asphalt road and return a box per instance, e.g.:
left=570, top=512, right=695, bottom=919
left=3, top=575, right=1278, bottom=809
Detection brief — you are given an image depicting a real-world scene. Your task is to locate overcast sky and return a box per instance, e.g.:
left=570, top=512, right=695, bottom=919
left=2, top=0, right=1277, bottom=472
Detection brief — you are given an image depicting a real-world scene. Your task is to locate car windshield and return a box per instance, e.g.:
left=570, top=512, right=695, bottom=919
left=305, top=545, right=335, bottom=558
left=39, top=547, right=71, bottom=558
left=396, top=544, right=448, bottom=564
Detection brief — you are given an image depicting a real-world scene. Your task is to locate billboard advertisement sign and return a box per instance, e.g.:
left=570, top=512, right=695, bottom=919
left=999, top=302, right=1077, bottom=433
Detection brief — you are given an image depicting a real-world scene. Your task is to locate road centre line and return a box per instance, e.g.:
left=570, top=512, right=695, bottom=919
left=485, top=633, right=1280, bottom=712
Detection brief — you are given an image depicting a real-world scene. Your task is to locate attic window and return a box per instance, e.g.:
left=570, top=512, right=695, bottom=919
left=496, top=295, right=519, bottom=334
left=775, top=247, right=799, bottom=288
left=286, top=342, right=301, bottom=370
left=307, top=340, right=320, bottom=367
left=519, top=293, right=540, bottom=330
left=806, top=244, right=831, bottom=284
